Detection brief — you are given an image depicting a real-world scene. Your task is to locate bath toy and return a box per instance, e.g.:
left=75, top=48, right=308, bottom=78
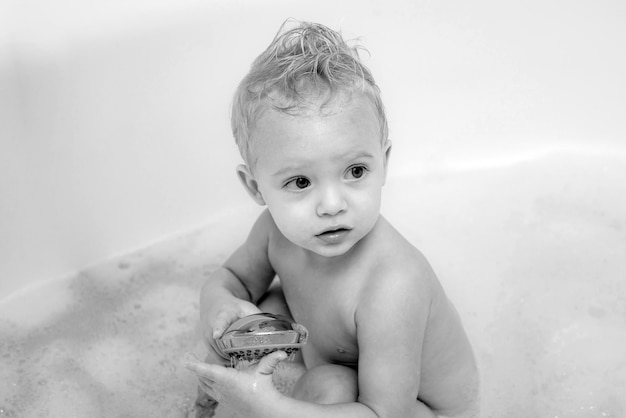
left=217, top=313, right=308, bottom=367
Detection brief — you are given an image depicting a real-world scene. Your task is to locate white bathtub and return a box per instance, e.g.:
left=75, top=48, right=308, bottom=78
left=1, top=1, right=625, bottom=417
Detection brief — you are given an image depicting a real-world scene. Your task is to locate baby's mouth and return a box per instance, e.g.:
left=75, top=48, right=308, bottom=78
left=316, top=227, right=351, bottom=243
left=317, top=226, right=349, bottom=235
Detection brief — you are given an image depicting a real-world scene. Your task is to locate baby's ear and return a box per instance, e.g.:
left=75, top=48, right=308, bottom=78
left=236, top=164, right=266, bottom=205
left=382, top=139, right=392, bottom=184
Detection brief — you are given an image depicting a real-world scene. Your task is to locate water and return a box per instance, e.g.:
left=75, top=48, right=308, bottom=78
left=0, top=249, right=206, bottom=417
left=1, top=151, right=625, bottom=417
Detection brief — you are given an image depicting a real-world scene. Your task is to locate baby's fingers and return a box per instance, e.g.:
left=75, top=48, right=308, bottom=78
left=256, top=350, right=288, bottom=376
left=183, top=353, right=230, bottom=382
left=212, top=310, right=237, bottom=339
left=182, top=352, right=205, bottom=372
left=236, top=299, right=263, bottom=318
left=212, top=302, right=261, bottom=339
left=183, top=354, right=223, bottom=400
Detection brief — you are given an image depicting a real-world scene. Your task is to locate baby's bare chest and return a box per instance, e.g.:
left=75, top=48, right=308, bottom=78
left=277, top=268, right=361, bottom=368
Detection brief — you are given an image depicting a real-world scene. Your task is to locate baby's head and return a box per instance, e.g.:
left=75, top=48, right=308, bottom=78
left=231, top=20, right=388, bottom=169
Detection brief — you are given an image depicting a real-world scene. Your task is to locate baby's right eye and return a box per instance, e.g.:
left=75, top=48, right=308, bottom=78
left=285, top=177, right=311, bottom=191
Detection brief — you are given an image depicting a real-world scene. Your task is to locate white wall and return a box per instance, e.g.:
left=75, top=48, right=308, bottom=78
left=2, top=0, right=625, bottom=298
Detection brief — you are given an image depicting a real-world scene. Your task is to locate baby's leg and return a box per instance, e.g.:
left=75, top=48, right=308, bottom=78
left=292, top=364, right=358, bottom=404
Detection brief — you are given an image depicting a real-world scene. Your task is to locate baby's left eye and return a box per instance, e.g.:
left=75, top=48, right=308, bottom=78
left=347, top=165, right=366, bottom=179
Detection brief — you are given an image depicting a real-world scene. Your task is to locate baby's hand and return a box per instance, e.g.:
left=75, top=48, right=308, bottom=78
left=205, top=299, right=262, bottom=355
left=212, top=299, right=262, bottom=339
left=184, top=351, right=287, bottom=414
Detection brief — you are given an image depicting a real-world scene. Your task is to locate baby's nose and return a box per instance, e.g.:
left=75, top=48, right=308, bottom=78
left=316, top=185, right=347, bottom=217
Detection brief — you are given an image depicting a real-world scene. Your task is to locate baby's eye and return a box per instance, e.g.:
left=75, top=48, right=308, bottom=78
left=347, top=165, right=367, bottom=179
left=285, top=177, right=311, bottom=191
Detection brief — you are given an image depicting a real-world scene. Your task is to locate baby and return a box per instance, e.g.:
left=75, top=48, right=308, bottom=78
left=185, top=20, right=479, bottom=418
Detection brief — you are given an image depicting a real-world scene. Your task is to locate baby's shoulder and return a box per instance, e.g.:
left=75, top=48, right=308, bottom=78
left=367, top=254, right=438, bottom=302
left=370, top=217, right=437, bottom=280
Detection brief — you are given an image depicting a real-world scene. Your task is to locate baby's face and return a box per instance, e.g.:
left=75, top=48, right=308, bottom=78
left=249, top=94, right=390, bottom=258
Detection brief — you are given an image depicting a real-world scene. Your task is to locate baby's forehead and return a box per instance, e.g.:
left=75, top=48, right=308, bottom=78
left=247, top=94, right=382, bottom=167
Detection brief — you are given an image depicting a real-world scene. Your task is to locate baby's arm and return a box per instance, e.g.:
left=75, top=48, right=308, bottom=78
left=353, top=266, right=437, bottom=417
left=355, top=261, right=479, bottom=417
left=200, top=210, right=277, bottom=351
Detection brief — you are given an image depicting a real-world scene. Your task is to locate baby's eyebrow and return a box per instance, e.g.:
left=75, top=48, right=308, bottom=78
left=343, top=150, right=375, bottom=162
left=271, top=164, right=307, bottom=177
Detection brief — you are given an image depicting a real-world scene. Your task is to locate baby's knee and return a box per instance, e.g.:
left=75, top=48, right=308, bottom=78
left=292, top=364, right=358, bottom=405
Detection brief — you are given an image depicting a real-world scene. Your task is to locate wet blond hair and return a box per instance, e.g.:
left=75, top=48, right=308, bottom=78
left=231, top=20, right=389, bottom=167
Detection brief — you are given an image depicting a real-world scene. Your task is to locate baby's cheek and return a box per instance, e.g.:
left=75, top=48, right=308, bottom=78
left=273, top=210, right=308, bottom=241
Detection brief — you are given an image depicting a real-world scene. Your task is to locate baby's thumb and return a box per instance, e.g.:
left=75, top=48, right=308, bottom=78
left=257, top=351, right=288, bottom=376
left=237, top=300, right=262, bottom=318
left=212, top=310, right=237, bottom=339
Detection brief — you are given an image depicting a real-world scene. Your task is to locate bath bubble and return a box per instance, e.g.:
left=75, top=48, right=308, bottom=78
left=34, top=378, right=100, bottom=418
left=133, top=283, right=198, bottom=337
left=118, top=260, right=132, bottom=270
left=81, top=337, right=140, bottom=392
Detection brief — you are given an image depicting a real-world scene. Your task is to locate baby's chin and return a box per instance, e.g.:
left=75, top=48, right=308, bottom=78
left=301, top=236, right=365, bottom=259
